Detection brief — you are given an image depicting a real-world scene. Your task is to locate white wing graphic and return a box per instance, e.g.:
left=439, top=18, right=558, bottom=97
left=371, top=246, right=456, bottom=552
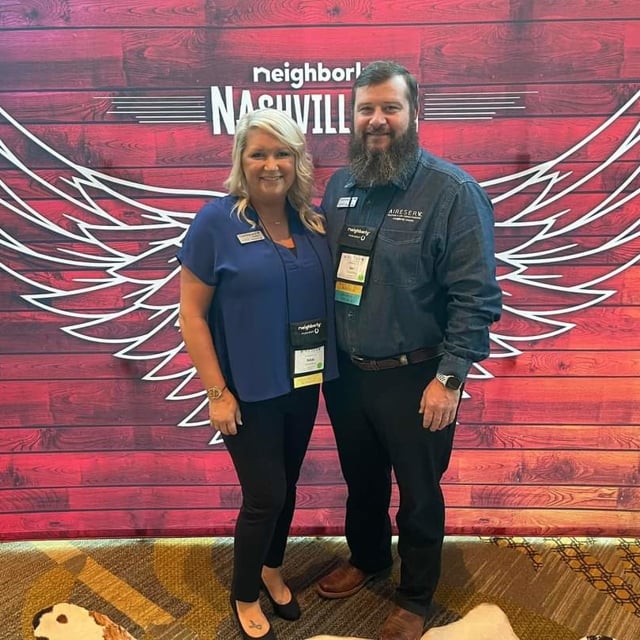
left=474, top=90, right=640, bottom=379
left=1, top=92, right=640, bottom=414
left=0, top=106, right=225, bottom=435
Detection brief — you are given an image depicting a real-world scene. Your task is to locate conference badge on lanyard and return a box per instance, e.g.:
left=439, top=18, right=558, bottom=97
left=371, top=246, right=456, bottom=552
left=289, top=319, right=326, bottom=388
left=335, top=224, right=376, bottom=306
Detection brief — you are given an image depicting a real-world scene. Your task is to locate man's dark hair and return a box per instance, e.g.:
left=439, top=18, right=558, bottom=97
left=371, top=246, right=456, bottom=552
left=352, top=60, right=419, bottom=113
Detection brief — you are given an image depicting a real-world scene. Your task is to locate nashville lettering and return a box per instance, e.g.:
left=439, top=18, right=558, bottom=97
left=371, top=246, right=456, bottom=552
left=211, top=87, right=350, bottom=135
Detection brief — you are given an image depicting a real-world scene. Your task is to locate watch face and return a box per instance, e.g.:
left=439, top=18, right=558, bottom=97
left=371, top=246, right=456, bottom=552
left=446, top=376, right=462, bottom=390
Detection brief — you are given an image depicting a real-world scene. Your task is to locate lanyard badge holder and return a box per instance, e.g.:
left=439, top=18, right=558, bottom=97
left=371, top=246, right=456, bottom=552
left=253, top=209, right=328, bottom=391
left=290, top=319, right=326, bottom=388
left=335, top=224, right=377, bottom=306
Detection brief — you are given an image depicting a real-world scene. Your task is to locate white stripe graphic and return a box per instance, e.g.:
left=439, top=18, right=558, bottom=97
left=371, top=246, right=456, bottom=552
left=423, top=90, right=536, bottom=120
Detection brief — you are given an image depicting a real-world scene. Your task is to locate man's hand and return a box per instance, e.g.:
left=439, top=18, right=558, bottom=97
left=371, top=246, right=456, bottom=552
left=419, top=378, right=460, bottom=431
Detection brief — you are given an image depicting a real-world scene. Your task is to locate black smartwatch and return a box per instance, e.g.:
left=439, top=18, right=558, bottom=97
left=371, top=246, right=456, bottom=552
left=435, top=372, right=463, bottom=390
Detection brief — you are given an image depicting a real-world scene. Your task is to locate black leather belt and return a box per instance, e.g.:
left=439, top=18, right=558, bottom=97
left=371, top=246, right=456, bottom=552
left=349, top=345, right=443, bottom=371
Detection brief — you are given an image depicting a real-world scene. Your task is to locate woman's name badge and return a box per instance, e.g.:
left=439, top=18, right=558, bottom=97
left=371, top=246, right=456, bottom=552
left=290, top=320, right=326, bottom=388
left=294, top=345, right=324, bottom=374
left=237, top=230, right=265, bottom=244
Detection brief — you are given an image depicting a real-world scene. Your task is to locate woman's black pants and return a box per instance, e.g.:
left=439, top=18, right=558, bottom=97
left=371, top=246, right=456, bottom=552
left=222, top=384, right=319, bottom=602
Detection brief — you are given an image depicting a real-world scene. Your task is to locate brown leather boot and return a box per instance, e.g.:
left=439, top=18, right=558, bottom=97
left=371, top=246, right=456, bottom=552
left=316, top=562, right=388, bottom=599
left=379, top=605, right=425, bottom=640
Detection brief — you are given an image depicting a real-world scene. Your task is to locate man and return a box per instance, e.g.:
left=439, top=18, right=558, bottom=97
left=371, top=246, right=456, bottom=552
left=317, top=61, right=502, bottom=640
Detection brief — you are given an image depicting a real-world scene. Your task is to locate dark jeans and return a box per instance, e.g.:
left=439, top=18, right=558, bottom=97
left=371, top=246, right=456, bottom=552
left=323, top=352, right=458, bottom=617
left=222, top=384, right=319, bottom=602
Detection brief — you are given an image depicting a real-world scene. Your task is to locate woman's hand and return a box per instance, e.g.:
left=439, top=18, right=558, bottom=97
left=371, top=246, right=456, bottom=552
left=209, top=391, right=243, bottom=436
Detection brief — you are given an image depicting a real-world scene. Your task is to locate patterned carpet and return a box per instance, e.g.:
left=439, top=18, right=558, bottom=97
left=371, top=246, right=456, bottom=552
left=3, top=536, right=638, bottom=639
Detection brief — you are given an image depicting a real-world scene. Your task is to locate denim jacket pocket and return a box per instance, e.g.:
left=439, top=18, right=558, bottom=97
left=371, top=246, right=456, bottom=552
left=371, top=228, right=422, bottom=287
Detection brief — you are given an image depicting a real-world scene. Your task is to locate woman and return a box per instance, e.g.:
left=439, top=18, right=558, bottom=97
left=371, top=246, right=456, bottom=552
left=177, top=108, right=338, bottom=640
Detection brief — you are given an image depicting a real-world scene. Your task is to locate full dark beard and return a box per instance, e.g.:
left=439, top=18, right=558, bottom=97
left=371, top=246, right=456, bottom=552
left=348, top=126, right=419, bottom=187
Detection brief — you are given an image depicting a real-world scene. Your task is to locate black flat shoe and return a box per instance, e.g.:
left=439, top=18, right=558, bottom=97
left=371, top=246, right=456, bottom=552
left=260, top=580, right=301, bottom=621
left=230, top=595, right=277, bottom=640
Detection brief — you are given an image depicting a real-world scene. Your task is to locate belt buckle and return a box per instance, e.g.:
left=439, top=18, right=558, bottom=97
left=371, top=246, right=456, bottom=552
left=398, top=354, right=408, bottom=365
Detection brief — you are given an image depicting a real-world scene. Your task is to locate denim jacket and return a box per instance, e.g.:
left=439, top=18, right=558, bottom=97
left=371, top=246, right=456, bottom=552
left=321, top=149, right=502, bottom=382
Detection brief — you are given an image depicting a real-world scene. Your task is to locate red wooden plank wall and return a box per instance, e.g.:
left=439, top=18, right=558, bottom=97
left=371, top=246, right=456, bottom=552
left=1, top=0, right=639, bottom=541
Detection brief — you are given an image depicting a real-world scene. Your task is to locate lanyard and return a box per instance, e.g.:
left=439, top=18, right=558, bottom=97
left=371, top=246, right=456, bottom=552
left=255, top=210, right=328, bottom=389
left=335, top=187, right=397, bottom=306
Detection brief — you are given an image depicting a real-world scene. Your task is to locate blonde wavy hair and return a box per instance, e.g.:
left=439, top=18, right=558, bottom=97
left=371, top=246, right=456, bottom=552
left=224, top=108, right=325, bottom=234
